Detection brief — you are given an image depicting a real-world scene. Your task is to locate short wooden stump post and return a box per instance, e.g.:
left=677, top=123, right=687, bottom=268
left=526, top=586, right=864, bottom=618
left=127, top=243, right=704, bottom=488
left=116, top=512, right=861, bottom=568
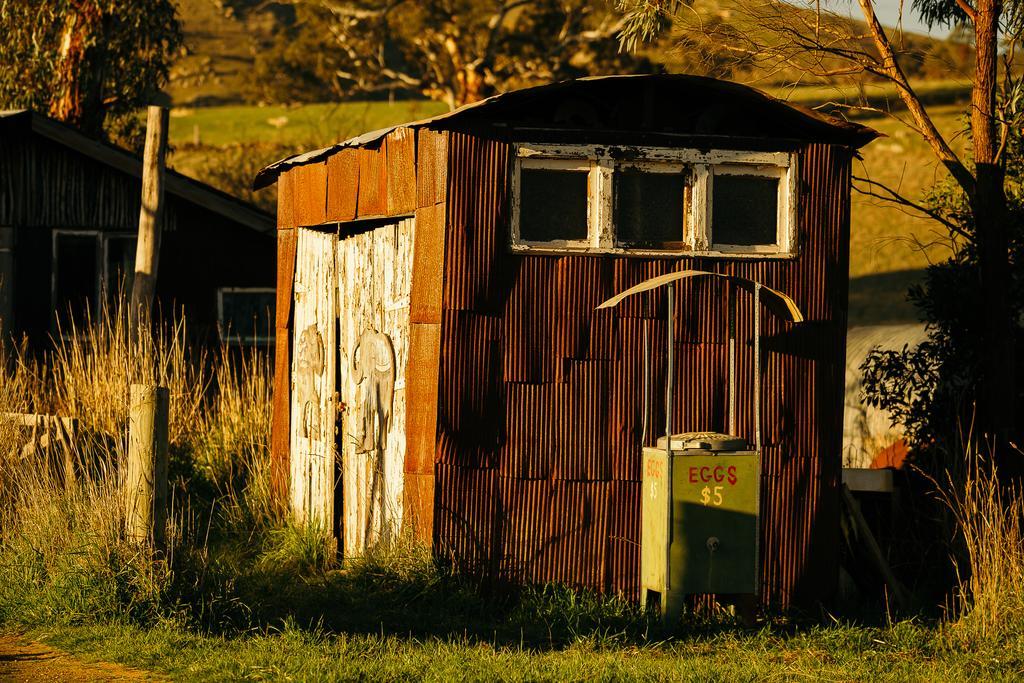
left=125, top=384, right=169, bottom=547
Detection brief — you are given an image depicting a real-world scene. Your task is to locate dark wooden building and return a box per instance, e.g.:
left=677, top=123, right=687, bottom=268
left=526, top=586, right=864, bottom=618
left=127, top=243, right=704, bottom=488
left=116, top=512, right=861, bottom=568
left=0, top=110, right=276, bottom=345
left=256, top=75, right=878, bottom=609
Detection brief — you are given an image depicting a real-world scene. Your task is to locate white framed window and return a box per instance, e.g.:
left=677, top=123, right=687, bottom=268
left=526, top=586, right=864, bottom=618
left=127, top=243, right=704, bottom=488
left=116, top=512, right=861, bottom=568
left=510, top=157, right=593, bottom=248
left=510, top=144, right=798, bottom=258
left=217, top=287, right=275, bottom=345
left=51, top=230, right=137, bottom=325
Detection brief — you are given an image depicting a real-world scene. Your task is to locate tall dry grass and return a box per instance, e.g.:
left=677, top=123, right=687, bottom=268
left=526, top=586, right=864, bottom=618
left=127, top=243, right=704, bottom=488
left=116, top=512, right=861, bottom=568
left=49, top=306, right=207, bottom=449
left=194, top=344, right=279, bottom=529
left=0, top=301, right=275, bottom=627
left=944, top=453, right=1024, bottom=645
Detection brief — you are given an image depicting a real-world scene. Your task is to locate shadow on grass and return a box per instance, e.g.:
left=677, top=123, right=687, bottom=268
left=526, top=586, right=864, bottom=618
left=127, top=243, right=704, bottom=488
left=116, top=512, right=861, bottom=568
left=848, top=269, right=925, bottom=327
left=195, top=532, right=764, bottom=652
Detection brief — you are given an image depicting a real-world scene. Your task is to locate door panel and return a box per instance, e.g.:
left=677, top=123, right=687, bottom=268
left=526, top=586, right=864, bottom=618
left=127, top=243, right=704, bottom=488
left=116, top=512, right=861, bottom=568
left=290, top=228, right=337, bottom=528
left=337, top=217, right=414, bottom=556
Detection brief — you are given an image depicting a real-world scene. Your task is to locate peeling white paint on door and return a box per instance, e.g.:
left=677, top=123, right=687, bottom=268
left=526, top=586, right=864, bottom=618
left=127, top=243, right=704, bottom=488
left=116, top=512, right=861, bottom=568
left=290, top=227, right=337, bottom=529
left=337, top=217, right=414, bottom=556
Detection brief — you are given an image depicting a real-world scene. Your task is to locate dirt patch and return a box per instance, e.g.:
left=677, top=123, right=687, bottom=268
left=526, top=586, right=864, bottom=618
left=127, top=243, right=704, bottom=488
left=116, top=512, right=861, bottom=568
left=0, top=634, right=160, bottom=682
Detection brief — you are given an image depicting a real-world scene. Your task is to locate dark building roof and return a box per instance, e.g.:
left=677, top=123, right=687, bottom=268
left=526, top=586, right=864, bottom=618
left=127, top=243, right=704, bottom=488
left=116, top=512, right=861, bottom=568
left=0, top=109, right=274, bottom=233
left=253, top=74, right=879, bottom=189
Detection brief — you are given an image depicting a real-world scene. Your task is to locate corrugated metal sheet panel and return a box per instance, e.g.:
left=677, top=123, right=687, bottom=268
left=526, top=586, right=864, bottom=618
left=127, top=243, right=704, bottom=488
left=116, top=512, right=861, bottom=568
left=417, top=130, right=448, bottom=208
left=277, top=169, right=296, bottom=229
left=436, top=310, right=502, bottom=469
left=385, top=128, right=417, bottom=215
left=432, top=134, right=852, bottom=607
left=290, top=162, right=327, bottom=227
left=326, top=148, right=359, bottom=222
left=271, top=227, right=297, bottom=503
left=356, top=147, right=387, bottom=218
left=410, top=202, right=447, bottom=325
left=405, top=322, right=442, bottom=476
left=444, top=134, right=510, bottom=313
left=434, top=463, right=496, bottom=573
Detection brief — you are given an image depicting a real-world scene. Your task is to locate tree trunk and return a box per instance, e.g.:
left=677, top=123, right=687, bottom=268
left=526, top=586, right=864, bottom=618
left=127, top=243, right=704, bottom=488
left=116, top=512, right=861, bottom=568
left=971, top=0, right=1016, bottom=453
left=131, top=106, right=168, bottom=323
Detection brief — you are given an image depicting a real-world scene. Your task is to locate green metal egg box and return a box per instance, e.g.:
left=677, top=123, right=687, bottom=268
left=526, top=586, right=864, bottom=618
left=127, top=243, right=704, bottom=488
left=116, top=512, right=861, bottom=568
left=640, top=445, right=760, bottom=610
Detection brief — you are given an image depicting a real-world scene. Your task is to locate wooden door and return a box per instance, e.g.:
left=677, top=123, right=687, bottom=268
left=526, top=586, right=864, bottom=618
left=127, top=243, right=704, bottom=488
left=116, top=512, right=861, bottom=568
left=337, top=217, right=414, bottom=556
left=290, top=227, right=337, bottom=528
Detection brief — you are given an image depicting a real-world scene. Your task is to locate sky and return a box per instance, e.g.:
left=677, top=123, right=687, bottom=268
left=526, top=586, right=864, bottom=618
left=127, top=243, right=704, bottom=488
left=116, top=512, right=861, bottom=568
left=851, top=0, right=949, bottom=36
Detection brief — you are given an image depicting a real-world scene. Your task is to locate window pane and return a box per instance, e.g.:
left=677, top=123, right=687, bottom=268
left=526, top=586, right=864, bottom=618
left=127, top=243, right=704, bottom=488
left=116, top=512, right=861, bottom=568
left=54, top=233, right=98, bottom=324
left=712, top=174, right=779, bottom=246
left=220, top=290, right=274, bottom=343
left=105, top=235, right=136, bottom=300
left=615, top=170, right=686, bottom=248
left=519, top=168, right=588, bottom=242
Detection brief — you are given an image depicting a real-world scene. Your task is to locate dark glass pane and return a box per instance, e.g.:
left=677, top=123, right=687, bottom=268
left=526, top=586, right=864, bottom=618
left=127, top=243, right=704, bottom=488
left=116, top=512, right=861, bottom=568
left=519, top=168, right=588, bottom=242
left=54, top=233, right=99, bottom=325
left=220, top=290, right=274, bottom=343
left=615, top=170, right=686, bottom=247
left=711, top=174, right=779, bottom=246
left=105, top=235, right=136, bottom=301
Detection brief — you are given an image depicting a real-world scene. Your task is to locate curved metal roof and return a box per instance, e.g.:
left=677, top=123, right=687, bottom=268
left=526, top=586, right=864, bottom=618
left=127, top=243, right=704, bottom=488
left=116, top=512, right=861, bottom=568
left=253, top=74, right=879, bottom=189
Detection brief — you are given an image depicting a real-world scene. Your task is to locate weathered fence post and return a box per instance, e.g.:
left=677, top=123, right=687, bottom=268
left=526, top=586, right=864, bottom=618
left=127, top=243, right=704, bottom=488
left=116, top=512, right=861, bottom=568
left=126, top=384, right=169, bottom=547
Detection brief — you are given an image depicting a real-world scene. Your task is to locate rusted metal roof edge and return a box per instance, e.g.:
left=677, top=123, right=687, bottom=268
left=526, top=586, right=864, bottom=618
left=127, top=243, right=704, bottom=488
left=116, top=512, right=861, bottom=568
left=251, top=74, right=880, bottom=190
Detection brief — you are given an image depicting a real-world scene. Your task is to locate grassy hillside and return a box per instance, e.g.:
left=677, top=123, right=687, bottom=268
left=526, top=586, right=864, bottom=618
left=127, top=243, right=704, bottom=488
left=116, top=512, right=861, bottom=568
left=169, top=100, right=448, bottom=147
left=168, top=0, right=272, bottom=106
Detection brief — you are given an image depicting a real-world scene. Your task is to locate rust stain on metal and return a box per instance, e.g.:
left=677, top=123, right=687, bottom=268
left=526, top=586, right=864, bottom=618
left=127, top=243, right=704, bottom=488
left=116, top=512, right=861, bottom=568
left=356, top=147, right=387, bottom=218
left=410, top=202, right=447, bottom=325
left=416, top=130, right=448, bottom=208
left=290, top=162, right=327, bottom=227
left=277, top=169, right=296, bottom=229
left=326, top=148, right=359, bottom=222
left=385, top=128, right=417, bottom=215
left=270, top=226, right=298, bottom=503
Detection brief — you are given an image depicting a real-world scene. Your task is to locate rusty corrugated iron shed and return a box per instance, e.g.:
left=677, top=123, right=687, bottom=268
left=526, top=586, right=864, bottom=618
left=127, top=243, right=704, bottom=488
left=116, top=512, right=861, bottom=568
left=266, top=74, right=877, bottom=610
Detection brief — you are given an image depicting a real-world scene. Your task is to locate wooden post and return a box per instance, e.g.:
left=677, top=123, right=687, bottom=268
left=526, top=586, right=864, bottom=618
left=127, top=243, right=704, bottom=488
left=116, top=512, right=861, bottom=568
left=126, top=384, right=169, bottom=547
left=131, top=106, right=169, bottom=317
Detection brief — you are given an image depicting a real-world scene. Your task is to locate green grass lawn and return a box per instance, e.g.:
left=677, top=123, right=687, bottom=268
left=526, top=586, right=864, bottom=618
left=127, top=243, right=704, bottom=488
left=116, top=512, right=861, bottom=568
left=19, top=618, right=1021, bottom=681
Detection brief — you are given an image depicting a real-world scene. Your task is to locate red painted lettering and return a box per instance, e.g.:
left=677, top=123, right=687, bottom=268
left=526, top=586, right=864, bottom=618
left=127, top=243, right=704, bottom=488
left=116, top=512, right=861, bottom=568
left=727, top=466, right=737, bottom=485
left=700, top=466, right=711, bottom=483
left=689, top=467, right=698, bottom=484
left=714, top=466, right=724, bottom=483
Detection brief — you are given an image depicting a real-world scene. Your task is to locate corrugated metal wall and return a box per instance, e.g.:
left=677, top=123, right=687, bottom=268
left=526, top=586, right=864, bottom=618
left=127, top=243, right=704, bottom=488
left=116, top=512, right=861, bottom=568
left=433, top=132, right=852, bottom=608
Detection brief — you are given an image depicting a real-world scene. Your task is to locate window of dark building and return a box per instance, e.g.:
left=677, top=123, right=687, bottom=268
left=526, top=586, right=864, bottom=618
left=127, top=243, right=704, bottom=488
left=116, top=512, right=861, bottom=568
left=614, top=168, right=688, bottom=249
left=53, top=232, right=100, bottom=326
left=218, top=288, right=275, bottom=345
left=104, top=235, right=136, bottom=300
left=710, top=172, right=781, bottom=249
left=517, top=165, right=589, bottom=244
left=53, top=231, right=137, bottom=329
